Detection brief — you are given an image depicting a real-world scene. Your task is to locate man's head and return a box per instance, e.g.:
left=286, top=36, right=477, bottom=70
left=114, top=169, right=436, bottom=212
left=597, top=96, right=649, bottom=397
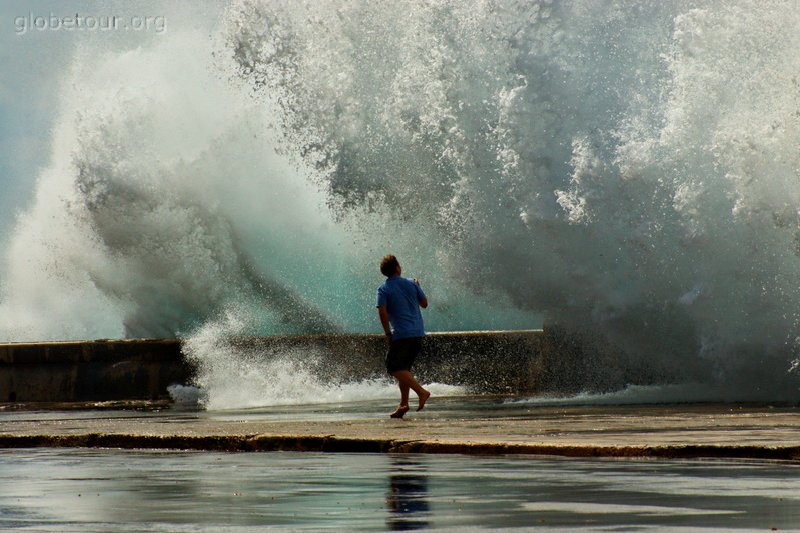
left=380, top=255, right=401, bottom=277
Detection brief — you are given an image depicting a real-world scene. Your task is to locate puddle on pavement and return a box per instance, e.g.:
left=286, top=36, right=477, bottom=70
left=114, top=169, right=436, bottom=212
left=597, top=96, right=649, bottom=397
left=0, top=449, right=798, bottom=531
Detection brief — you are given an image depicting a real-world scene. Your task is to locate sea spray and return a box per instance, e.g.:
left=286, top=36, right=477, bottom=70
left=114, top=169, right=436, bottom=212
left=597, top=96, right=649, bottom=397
left=0, top=20, right=530, bottom=342
left=181, top=307, right=347, bottom=409
left=180, top=305, right=463, bottom=409
left=226, top=0, right=800, bottom=400
left=2, top=1, right=800, bottom=402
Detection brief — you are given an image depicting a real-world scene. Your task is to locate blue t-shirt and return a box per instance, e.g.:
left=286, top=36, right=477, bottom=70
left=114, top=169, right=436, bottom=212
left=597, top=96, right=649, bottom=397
left=376, top=276, right=427, bottom=341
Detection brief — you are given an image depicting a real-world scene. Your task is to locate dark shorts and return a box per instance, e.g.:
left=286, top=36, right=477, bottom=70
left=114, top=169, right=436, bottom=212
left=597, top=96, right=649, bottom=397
left=386, top=336, right=423, bottom=374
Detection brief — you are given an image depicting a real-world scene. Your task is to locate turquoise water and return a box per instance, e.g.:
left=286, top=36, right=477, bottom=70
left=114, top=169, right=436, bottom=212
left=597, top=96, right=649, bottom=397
left=1, top=449, right=798, bottom=531
left=6, top=1, right=800, bottom=405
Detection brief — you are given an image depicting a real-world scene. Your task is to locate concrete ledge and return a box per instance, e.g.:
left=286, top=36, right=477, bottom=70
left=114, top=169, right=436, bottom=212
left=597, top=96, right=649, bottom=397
left=2, top=404, right=799, bottom=461
left=0, top=339, right=190, bottom=402
left=0, top=433, right=799, bottom=461
left=0, top=330, right=547, bottom=402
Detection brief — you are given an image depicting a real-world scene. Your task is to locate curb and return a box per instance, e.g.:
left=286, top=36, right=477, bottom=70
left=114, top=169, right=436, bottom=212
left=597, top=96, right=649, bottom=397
left=2, top=433, right=800, bottom=461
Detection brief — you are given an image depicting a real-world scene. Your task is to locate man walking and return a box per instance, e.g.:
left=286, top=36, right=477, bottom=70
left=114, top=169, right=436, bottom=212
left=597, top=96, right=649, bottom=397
left=376, top=255, right=431, bottom=418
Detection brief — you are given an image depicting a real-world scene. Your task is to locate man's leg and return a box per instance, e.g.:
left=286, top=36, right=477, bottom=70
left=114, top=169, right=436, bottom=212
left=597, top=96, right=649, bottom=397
left=388, top=380, right=411, bottom=418
left=399, top=382, right=410, bottom=407
left=391, top=370, right=431, bottom=411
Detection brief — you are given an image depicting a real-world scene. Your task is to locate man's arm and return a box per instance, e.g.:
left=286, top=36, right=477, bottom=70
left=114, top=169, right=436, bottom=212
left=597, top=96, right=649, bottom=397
left=414, top=278, right=428, bottom=308
left=378, top=305, right=392, bottom=343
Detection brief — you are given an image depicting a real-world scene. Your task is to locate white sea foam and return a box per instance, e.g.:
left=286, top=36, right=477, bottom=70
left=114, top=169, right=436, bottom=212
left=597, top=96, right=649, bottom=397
left=179, top=306, right=463, bottom=410
left=226, top=0, right=800, bottom=400
left=2, top=1, right=800, bottom=402
left=506, top=382, right=794, bottom=407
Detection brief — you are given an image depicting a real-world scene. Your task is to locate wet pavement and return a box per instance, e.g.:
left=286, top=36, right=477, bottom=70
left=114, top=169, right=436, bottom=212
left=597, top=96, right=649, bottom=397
left=2, top=449, right=799, bottom=531
left=2, top=398, right=800, bottom=530
left=1, top=396, right=800, bottom=460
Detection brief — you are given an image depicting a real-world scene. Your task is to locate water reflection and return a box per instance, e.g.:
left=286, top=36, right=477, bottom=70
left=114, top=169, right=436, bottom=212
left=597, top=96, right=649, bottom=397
left=386, top=455, right=430, bottom=531
left=3, top=450, right=800, bottom=531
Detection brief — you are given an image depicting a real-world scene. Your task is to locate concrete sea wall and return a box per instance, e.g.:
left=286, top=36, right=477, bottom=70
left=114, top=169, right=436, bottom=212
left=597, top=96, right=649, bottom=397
left=0, top=330, right=566, bottom=403
left=0, top=339, right=188, bottom=403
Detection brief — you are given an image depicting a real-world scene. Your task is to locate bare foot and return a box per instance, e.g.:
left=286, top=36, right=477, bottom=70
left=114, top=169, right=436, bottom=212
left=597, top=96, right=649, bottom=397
left=389, top=405, right=409, bottom=419
left=417, top=390, right=431, bottom=411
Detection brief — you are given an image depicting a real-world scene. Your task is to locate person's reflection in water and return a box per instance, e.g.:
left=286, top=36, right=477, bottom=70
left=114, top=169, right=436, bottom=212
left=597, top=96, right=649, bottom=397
left=386, top=455, right=430, bottom=531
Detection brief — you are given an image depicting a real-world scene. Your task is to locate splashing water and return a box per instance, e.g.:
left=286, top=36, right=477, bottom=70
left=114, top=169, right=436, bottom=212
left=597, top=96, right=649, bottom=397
left=2, top=0, right=800, bottom=404
left=179, top=306, right=463, bottom=409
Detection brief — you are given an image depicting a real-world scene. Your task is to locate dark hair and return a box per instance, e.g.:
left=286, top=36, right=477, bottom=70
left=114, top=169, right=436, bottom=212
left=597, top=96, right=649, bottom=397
left=380, top=255, right=400, bottom=277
